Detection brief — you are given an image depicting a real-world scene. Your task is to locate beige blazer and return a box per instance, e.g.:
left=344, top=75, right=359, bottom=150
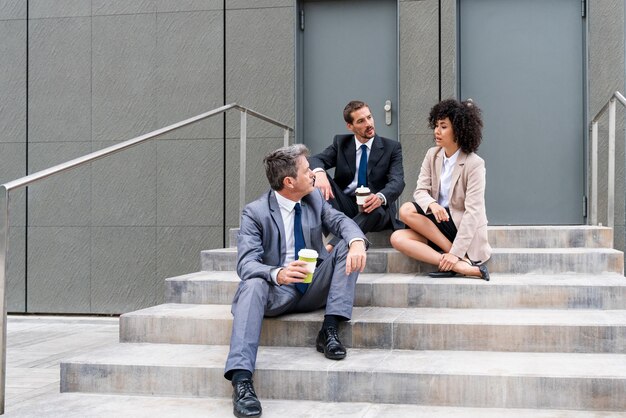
left=413, top=146, right=492, bottom=263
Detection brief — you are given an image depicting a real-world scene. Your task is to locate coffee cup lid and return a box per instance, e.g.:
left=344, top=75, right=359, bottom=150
left=356, top=186, right=371, bottom=193
left=298, top=249, right=318, bottom=258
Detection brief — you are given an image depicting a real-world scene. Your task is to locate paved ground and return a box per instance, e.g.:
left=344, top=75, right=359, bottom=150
left=4, top=315, right=119, bottom=412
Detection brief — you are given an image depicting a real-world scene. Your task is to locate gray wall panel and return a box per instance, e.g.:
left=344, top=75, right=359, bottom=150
left=225, top=6, right=294, bottom=138
left=440, top=0, right=456, bottom=99
left=589, top=0, right=625, bottom=250
left=227, top=0, right=293, bottom=9
left=157, top=0, right=222, bottom=13
left=91, top=226, right=157, bottom=313
left=0, top=143, right=26, bottom=227
left=155, top=10, right=223, bottom=140
left=0, top=0, right=25, bottom=19
left=156, top=139, right=223, bottom=226
left=29, top=0, right=91, bottom=18
left=156, top=226, right=222, bottom=280
left=27, top=142, right=91, bottom=227
left=28, top=17, right=91, bottom=143
left=92, top=0, right=156, bottom=16
left=398, top=1, right=438, bottom=206
left=0, top=20, right=26, bottom=143
left=399, top=0, right=438, bottom=137
left=92, top=13, right=157, bottom=142
left=6, top=227, right=25, bottom=312
left=91, top=141, right=157, bottom=226
left=27, top=226, right=91, bottom=312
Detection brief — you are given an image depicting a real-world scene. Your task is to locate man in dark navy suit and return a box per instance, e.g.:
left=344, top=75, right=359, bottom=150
left=309, top=100, right=405, bottom=249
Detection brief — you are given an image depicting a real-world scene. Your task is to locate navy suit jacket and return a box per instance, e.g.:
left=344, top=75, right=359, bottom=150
left=237, top=188, right=366, bottom=282
left=309, top=134, right=405, bottom=229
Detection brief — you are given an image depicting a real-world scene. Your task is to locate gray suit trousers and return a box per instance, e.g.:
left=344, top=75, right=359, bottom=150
left=224, top=240, right=358, bottom=377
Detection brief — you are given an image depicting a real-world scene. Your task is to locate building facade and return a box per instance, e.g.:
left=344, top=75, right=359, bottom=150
left=0, top=0, right=624, bottom=313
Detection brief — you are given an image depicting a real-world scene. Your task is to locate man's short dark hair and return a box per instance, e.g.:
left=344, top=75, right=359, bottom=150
left=343, top=100, right=369, bottom=124
left=263, top=144, right=309, bottom=191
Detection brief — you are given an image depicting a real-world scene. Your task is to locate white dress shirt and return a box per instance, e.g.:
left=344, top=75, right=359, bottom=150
left=437, top=148, right=460, bottom=208
left=270, top=192, right=300, bottom=284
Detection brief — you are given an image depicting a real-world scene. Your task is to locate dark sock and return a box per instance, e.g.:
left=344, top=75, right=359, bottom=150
left=322, top=314, right=345, bottom=330
left=231, top=369, right=253, bottom=383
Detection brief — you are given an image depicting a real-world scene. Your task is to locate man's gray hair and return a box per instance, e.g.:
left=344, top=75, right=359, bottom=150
left=263, top=144, right=309, bottom=191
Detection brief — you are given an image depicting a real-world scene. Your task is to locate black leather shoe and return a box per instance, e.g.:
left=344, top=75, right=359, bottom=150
left=232, top=378, right=262, bottom=418
left=316, top=327, right=346, bottom=360
left=478, top=264, right=490, bottom=281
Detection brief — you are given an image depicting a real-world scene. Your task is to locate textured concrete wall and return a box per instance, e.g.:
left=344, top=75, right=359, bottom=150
left=0, top=1, right=27, bottom=312
left=589, top=0, right=625, bottom=251
left=18, top=1, right=226, bottom=314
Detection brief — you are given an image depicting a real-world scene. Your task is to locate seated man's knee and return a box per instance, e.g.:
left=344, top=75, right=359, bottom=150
left=398, top=202, right=416, bottom=222
left=237, top=277, right=269, bottom=299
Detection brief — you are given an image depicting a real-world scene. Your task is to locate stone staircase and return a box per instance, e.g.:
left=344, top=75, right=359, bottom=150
left=17, top=226, right=626, bottom=416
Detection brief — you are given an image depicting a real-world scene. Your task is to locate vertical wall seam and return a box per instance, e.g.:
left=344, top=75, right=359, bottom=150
left=438, top=0, right=442, bottom=102
left=222, top=0, right=227, bottom=248
left=24, top=0, right=29, bottom=312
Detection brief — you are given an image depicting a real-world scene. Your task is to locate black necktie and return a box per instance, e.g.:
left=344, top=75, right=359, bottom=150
left=358, top=144, right=368, bottom=187
left=293, top=203, right=308, bottom=294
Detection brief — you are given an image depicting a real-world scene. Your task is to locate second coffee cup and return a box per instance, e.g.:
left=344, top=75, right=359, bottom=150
left=355, top=186, right=371, bottom=212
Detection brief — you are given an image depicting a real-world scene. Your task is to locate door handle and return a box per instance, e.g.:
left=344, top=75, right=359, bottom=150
left=384, top=100, right=392, bottom=126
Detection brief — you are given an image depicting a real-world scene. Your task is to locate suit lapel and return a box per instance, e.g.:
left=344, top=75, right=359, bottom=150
left=433, top=147, right=444, bottom=200
left=268, top=191, right=286, bottom=260
left=340, top=136, right=357, bottom=179
left=450, top=151, right=467, bottom=193
left=367, top=135, right=384, bottom=179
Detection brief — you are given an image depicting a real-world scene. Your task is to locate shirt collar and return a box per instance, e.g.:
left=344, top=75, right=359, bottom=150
left=443, top=148, right=461, bottom=165
left=274, top=190, right=300, bottom=212
left=354, top=136, right=375, bottom=150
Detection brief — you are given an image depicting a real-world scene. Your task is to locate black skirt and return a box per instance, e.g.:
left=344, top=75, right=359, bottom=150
left=411, top=202, right=457, bottom=253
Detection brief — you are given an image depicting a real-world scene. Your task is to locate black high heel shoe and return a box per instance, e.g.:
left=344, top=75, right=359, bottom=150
left=475, top=263, right=490, bottom=281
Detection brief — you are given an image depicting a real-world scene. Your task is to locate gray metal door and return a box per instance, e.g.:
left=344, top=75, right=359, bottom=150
left=298, top=0, right=398, bottom=155
left=460, top=0, right=584, bottom=225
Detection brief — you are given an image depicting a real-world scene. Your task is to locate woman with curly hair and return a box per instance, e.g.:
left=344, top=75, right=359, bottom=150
left=390, top=99, right=491, bottom=280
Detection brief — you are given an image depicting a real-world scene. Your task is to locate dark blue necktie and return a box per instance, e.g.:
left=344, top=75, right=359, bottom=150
left=358, top=144, right=368, bottom=187
left=293, top=203, right=308, bottom=294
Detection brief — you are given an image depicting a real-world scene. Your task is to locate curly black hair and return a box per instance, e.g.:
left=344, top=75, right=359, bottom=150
left=428, top=99, right=483, bottom=154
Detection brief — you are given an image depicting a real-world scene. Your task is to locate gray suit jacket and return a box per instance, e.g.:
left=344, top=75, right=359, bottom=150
left=237, top=188, right=366, bottom=282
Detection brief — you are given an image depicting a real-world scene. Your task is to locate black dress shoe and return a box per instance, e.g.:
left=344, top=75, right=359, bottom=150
left=232, top=378, right=262, bottom=418
left=316, top=327, right=346, bottom=360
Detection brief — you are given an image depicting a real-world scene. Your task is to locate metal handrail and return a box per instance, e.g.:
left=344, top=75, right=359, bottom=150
left=0, top=103, right=292, bottom=414
left=589, top=91, right=626, bottom=233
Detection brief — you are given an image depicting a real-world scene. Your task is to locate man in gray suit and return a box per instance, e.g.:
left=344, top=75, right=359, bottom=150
left=224, top=144, right=367, bottom=418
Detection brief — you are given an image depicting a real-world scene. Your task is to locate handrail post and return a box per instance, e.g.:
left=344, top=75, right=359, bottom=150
left=0, top=187, right=8, bottom=414
left=591, top=121, right=598, bottom=225
left=283, top=128, right=290, bottom=147
left=240, top=110, right=248, bottom=219
left=608, top=98, right=616, bottom=229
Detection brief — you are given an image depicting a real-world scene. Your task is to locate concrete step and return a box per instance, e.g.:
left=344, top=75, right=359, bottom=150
left=201, top=246, right=624, bottom=275
left=7, top=392, right=626, bottom=418
left=228, top=226, right=614, bottom=249
left=166, top=271, right=626, bottom=309
left=60, top=343, right=626, bottom=411
left=120, top=303, right=626, bottom=353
